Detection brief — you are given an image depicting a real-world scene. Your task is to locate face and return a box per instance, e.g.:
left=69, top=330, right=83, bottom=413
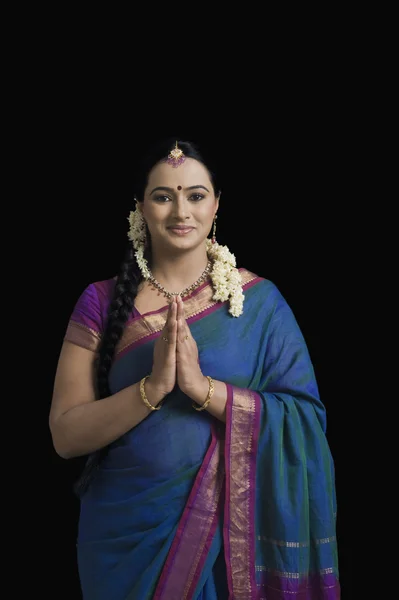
left=140, top=158, right=219, bottom=254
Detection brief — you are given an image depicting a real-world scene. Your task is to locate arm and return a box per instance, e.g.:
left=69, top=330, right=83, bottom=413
left=49, top=340, right=164, bottom=459
left=50, top=281, right=178, bottom=459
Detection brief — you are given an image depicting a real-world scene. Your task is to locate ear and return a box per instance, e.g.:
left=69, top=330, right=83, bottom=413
left=135, top=197, right=143, bottom=214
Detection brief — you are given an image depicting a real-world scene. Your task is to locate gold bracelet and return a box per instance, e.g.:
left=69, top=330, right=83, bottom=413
left=192, top=376, right=214, bottom=411
left=140, top=375, right=162, bottom=411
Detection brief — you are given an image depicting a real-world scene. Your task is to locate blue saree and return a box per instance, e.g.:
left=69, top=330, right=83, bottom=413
left=65, top=269, right=340, bottom=599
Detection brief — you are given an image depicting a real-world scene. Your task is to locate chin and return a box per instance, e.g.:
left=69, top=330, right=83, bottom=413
left=162, top=234, right=203, bottom=252
left=168, top=239, right=197, bottom=250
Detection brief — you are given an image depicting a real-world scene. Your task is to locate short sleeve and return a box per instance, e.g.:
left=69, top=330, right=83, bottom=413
left=64, top=283, right=103, bottom=352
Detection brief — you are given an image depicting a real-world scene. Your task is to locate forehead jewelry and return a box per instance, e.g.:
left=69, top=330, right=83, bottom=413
left=167, top=141, right=186, bottom=168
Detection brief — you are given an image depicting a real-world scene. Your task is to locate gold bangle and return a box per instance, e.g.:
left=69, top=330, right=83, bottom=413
left=192, top=376, right=214, bottom=411
left=140, top=375, right=162, bottom=411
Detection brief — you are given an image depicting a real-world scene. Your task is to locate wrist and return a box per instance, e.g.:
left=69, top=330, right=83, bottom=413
left=144, top=376, right=166, bottom=406
left=187, top=375, right=210, bottom=406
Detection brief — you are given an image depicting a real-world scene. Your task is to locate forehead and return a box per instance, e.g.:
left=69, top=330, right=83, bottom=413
left=146, top=158, right=212, bottom=190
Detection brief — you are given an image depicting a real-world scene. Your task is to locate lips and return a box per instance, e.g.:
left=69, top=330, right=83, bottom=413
left=168, top=226, right=195, bottom=230
left=167, top=226, right=195, bottom=236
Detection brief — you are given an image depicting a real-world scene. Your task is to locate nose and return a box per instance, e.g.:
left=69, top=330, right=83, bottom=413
left=172, top=196, right=190, bottom=221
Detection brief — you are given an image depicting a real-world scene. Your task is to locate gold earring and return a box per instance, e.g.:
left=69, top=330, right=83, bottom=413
left=212, top=214, right=218, bottom=244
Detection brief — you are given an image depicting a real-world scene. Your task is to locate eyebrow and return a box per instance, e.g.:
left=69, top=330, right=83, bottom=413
left=150, top=185, right=210, bottom=195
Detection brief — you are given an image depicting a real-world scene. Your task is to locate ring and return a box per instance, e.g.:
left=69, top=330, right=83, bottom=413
left=184, top=335, right=189, bottom=340
left=162, top=336, right=168, bottom=342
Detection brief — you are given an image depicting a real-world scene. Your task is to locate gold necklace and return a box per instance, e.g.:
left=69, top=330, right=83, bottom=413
left=147, top=260, right=212, bottom=300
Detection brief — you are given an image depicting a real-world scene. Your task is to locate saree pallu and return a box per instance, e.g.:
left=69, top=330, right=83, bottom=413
left=65, top=269, right=340, bottom=599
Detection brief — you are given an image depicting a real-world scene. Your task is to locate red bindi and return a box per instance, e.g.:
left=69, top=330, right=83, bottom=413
left=177, top=185, right=182, bottom=190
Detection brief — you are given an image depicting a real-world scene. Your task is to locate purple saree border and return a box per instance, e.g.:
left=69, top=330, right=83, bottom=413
left=224, top=386, right=233, bottom=598
left=224, top=384, right=261, bottom=600
left=153, top=422, right=225, bottom=600
left=257, top=572, right=340, bottom=599
left=249, top=391, right=261, bottom=599
left=185, top=485, right=225, bottom=599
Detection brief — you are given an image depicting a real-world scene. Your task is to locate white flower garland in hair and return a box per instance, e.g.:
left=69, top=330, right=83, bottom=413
left=206, top=239, right=244, bottom=317
left=127, top=208, right=151, bottom=279
left=127, top=208, right=244, bottom=317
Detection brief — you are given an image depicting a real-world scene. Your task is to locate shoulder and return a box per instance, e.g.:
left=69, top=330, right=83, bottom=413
left=238, top=268, right=306, bottom=341
left=89, top=276, right=117, bottom=308
left=76, top=275, right=116, bottom=308
left=67, top=276, right=117, bottom=336
left=63, top=276, right=117, bottom=351
left=239, top=267, right=288, bottom=313
left=239, top=268, right=280, bottom=297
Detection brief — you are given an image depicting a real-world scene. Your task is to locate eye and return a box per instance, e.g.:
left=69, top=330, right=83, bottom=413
left=190, top=193, right=205, bottom=202
left=155, top=195, right=172, bottom=203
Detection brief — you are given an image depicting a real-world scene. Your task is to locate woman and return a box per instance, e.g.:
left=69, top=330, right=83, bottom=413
left=49, top=139, right=340, bottom=599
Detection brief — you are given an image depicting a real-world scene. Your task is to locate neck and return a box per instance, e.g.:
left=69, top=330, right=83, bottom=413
left=149, top=245, right=209, bottom=294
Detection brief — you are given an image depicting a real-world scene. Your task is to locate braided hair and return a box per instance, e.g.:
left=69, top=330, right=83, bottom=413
left=74, top=138, right=221, bottom=497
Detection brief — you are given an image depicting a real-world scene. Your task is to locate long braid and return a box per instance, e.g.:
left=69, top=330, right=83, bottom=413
left=97, top=246, right=139, bottom=399
left=73, top=244, right=142, bottom=497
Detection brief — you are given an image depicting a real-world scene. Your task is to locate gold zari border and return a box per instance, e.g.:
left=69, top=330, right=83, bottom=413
left=65, top=321, right=101, bottom=352
left=116, top=269, right=259, bottom=355
left=228, top=387, right=257, bottom=599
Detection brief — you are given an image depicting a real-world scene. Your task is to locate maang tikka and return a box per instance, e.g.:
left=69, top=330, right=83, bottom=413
left=166, top=141, right=186, bottom=168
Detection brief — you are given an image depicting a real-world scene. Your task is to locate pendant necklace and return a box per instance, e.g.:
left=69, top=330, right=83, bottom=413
left=147, top=260, right=212, bottom=300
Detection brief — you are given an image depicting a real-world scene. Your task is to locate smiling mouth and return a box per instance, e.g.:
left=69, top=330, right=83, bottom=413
left=168, top=226, right=195, bottom=235
left=168, top=226, right=195, bottom=230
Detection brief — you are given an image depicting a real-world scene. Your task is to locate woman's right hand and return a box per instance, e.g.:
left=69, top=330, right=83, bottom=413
left=148, top=297, right=177, bottom=398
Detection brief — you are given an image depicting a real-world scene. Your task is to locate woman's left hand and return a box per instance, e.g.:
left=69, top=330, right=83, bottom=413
left=176, top=295, right=209, bottom=402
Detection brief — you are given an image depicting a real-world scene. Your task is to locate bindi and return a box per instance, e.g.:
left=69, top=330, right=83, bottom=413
left=177, top=186, right=182, bottom=190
